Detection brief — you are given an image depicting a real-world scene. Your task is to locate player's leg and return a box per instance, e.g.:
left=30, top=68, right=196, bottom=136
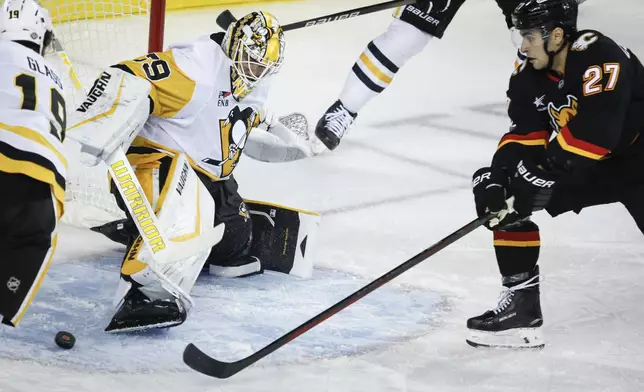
left=203, top=176, right=321, bottom=278
left=202, top=174, right=261, bottom=278
left=106, top=150, right=217, bottom=332
left=0, top=172, right=59, bottom=327
left=466, top=220, right=543, bottom=348
left=467, top=154, right=641, bottom=348
left=315, top=0, right=467, bottom=150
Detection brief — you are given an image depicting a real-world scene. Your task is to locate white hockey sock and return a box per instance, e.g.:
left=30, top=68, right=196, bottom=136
left=339, top=18, right=433, bottom=113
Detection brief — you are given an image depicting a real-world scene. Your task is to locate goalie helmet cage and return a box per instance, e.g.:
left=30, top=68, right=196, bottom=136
left=43, top=0, right=166, bottom=227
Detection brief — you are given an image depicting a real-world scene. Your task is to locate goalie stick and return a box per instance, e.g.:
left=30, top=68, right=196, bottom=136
left=216, top=0, right=417, bottom=31
left=183, top=213, right=493, bottom=379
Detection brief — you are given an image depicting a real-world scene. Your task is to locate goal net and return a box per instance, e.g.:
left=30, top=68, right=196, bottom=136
left=42, top=0, right=165, bottom=227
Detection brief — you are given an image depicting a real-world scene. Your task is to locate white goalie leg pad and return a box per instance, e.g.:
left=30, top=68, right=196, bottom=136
left=245, top=200, right=321, bottom=278
left=114, top=153, right=219, bottom=309
left=66, top=68, right=152, bottom=167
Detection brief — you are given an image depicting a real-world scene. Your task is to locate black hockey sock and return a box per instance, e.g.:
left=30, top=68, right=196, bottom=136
left=493, top=220, right=540, bottom=278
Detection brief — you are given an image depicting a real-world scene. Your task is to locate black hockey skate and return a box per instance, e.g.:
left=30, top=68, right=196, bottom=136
left=315, top=100, right=357, bottom=150
left=466, top=267, right=544, bottom=349
left=91, top=218, right=137, bottom=246
left=105, top=288, right=187, bottom=333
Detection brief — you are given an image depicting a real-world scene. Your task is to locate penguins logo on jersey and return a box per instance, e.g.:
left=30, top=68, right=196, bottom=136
left=548, top=95, right=578, bottom=131
left=202, top=106, right=259, bottom=177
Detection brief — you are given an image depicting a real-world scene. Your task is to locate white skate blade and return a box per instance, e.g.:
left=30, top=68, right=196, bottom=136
left=154, top=223, right=225, bottom=264
left=466, top=327, right=544, bottom=349
left=104, top=319, right=183, bottom=334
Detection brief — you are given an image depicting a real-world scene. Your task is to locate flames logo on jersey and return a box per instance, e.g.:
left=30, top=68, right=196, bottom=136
left=571, top=32, right=599, bottom=52
left=548, top=95, right=578, bottom=132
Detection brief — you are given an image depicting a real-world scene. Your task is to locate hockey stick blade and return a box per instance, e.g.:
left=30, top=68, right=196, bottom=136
left=183, top=214, right=492, bottom=378
left=184, top=343, right=243, bottom=379
left=216, top=10, right=236, bottom=30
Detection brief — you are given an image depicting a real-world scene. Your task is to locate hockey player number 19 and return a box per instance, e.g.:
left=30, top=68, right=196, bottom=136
left=14, top=73, right=67, bottom=142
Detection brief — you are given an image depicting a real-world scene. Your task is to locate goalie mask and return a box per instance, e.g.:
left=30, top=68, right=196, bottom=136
left=222, top=11, right=286, bottom=101
left=0, top=0, right=54, bottom=54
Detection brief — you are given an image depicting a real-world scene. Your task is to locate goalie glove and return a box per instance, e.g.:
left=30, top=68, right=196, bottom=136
left=66, top=68, right=152, bottom=167
left=244, top=110, right=314, bottom=162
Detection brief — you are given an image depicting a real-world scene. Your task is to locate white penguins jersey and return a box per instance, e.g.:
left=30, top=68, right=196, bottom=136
left=0, top=41, right=67, bottom=207
left=114, top=33, right=268, bottom=180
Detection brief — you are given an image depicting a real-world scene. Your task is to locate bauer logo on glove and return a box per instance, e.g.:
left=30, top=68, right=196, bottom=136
left=516, top=160, right=556, bottom=188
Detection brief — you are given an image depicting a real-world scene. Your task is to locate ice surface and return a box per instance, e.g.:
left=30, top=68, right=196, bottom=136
left=2, top=0, right=644, bottom=391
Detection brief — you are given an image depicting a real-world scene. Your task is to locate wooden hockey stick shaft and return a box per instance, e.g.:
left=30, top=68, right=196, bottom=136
left=183, top=213, right=493, bottom=379
left=216, top=0, right=417, bottom=31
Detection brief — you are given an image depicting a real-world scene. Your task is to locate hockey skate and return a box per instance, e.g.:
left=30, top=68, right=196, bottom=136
left=314, top=100, right=357, bottom=150
left=104, top=287, right=187, bottom=333
left=466, top=267, right=544, bottom=349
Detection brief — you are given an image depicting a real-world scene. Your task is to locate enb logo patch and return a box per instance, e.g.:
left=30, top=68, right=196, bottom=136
left=218, top=91, right=231, bottom=107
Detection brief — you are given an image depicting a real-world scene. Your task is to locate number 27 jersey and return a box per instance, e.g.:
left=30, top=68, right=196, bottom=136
left=114, top=33, right=268, bottom=181
left=0, top=41, right=67, bottom=206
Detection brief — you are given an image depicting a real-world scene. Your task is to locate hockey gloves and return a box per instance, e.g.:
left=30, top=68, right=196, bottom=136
left=472, top=167, right=514, bottom=228
left=510, top=159, right=557, bottom=216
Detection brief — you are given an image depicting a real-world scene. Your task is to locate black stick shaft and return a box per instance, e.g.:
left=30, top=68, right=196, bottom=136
left=184, top=215, right=490, bottom=378
left=281, top=0, right=416, bottom=31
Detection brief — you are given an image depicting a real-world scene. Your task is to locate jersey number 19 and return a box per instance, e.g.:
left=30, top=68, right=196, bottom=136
left=14, top=73, right=67, bottom=142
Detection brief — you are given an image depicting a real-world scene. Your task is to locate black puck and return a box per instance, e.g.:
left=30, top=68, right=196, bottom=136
left=55, top=331, right=75, bottom=349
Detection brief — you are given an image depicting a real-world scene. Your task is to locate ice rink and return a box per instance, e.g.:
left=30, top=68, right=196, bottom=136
left=1, top=0, right=644, bottom=391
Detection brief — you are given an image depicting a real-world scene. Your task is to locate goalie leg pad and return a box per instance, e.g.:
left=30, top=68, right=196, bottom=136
left=114, top=151, right=217, bottom=308
left=245, top=200, right=320, bottom=278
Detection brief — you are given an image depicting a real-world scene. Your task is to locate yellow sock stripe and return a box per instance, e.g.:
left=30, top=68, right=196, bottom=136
left=359, top=53, right=393, bottom=85
left=493, top=240, right=541, bottom=247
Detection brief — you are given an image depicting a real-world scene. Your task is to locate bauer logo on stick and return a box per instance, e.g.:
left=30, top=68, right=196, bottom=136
left=304, top=11, right=360, bottom=27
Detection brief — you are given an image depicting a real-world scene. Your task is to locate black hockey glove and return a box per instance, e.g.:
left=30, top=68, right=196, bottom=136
left=472, top=167, right=510, bottom=228
left=509, top=159, right=557, bottom=216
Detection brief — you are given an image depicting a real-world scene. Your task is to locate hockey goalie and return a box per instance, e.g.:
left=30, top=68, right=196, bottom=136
left=67, top=11, right=320, bottom=332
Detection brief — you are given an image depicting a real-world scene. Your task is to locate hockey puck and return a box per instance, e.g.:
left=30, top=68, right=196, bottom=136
left=55, top=331, right=75, bottom=349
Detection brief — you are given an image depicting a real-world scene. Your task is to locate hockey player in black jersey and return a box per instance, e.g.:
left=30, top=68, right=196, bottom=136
left=469, top=0, right=644, bottom=348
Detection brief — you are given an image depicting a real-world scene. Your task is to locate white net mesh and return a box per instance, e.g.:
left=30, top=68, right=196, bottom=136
left=42, top=0, right=157, bottom=227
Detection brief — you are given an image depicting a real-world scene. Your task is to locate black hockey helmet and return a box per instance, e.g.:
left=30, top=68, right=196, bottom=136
left=512, top=0, right=578, bottom=37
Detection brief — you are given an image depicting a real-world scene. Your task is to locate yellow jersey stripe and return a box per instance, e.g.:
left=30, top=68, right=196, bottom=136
left=0, top=153, right=66, bottom=206
left=0, top=122, right=67, bottom=168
